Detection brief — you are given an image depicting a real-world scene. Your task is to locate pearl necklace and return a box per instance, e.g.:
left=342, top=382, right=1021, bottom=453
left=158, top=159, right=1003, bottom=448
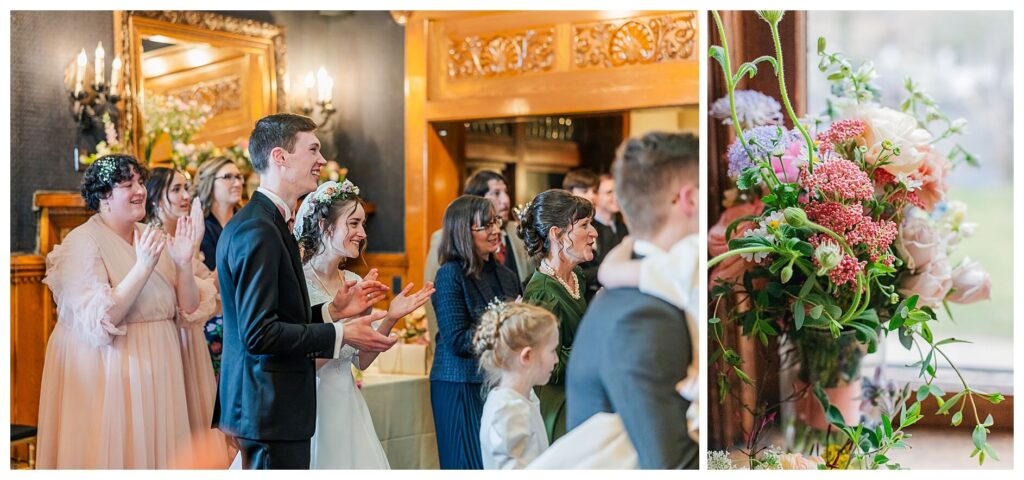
left=539, top=259, right=580, bottom=300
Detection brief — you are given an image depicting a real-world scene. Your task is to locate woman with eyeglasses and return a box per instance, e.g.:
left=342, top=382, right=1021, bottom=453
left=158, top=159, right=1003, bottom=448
left=430, top=195, right=522, bottom=469
left=191, top=157, right=243, bottom=380
left=144, top=167, right=233, bottom=467
left=517, top=189, right=598, bottom=443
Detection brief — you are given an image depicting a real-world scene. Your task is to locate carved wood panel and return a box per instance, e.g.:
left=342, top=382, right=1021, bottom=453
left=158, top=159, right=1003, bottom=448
left=572, top=12, right=698, bottom=69
left=446, top=27, right=556, bottom=79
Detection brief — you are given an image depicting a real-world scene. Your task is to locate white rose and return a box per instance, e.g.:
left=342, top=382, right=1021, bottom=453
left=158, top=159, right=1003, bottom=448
left=947, top=257, right=991, bottom=304
left=845, top=104, right=932, bottom=175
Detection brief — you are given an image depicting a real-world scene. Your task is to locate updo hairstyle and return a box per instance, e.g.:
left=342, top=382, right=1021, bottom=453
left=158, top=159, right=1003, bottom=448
left=516, top=188, right=594, bottom=259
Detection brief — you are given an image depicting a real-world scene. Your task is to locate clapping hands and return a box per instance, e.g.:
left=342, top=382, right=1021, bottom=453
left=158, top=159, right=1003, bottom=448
left=329, top=268, right=389, bottom=320
left=189, top=198, right=206, bottom=254
left=133, top=224, right=166, bottom=271
left=167, top=215, right=201, bottom=268
left=387, top=281, right=436, bottom=320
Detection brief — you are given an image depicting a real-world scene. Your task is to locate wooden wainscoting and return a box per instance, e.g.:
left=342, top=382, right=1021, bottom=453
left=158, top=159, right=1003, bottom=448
left=10, top=254, right=53, bottom=426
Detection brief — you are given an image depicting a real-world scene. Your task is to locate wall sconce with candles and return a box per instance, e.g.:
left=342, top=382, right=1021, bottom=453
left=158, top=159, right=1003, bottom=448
left=64, top=41, right=123, bottom=171
left=288, top=66, right=336, bottom=127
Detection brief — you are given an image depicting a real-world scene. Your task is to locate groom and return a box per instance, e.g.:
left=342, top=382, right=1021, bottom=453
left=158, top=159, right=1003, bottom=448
left=213, top=113, right=397, bottom=469
left=566, top=132, right=699, bottom=469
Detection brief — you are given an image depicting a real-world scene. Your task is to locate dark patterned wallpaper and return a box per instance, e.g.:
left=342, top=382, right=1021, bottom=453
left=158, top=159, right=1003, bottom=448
left=9, top=11, right=406, bottom=253
left=10, top=11, right=114, bottom=253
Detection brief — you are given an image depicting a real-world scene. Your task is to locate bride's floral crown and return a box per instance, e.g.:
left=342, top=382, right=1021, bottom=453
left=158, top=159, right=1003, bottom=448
left=293, top=179, right=361, bottom=239
left=311, top=179, right=360, bottom=207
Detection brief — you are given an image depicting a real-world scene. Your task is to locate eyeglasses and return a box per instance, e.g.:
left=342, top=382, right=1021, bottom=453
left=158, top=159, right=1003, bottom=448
left=471, top=218, right=504, bottom=232
left=216, top=174, right=244, bottom=182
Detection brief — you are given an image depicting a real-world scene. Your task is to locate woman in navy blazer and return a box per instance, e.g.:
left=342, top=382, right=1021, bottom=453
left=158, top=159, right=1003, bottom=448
left=430, top=195, right=522, bottom=469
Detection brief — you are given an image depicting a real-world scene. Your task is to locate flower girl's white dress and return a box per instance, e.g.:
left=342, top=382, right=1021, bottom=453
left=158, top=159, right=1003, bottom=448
left=305, top=266, right=390, bottom=469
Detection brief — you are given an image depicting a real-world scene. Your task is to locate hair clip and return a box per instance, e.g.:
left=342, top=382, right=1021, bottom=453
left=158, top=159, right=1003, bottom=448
left=96, top=158, right=117, bottom=184
left=485, top=297, right=508, bottom=316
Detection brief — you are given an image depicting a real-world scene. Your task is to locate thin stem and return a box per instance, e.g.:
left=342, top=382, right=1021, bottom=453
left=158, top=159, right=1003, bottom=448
left=767, top=17, right=817, bottom=173
left=707, top=246, right=774, bottom=270
left=712, top=11, right=757, bottom=165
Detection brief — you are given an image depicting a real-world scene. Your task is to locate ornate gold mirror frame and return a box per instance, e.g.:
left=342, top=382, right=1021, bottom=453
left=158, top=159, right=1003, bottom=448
left=113, top=11, right=286, bottom=161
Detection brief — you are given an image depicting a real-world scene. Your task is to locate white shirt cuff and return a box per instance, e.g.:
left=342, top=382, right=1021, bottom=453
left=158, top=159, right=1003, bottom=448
left=322, top=303, right=345, bottom=358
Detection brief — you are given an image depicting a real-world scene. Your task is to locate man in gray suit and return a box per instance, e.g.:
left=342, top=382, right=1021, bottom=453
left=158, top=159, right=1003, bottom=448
left=566, top=132, right=699, bottom=469
left=423, top=170, right=535, bottom=345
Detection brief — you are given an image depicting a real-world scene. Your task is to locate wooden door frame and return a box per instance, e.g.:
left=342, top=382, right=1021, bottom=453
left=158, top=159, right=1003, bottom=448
left=404, top=10, right=700, bottom=286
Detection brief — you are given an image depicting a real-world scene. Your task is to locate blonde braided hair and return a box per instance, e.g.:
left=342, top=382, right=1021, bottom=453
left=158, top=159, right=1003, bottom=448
left=473, top=301, right=559, bottom=390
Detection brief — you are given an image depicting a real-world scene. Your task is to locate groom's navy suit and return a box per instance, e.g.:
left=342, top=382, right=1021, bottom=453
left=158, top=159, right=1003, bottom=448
left=213, top=191, right=337, bottom=469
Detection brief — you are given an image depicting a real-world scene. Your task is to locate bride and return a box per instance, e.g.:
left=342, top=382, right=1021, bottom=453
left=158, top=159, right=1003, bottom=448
left=294, top=180, right=435, bottom=469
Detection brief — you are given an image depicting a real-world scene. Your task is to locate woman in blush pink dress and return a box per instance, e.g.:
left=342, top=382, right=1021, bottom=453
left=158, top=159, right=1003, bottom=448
left=36, top=155, right=213, bottom=468
left=145, top=167, right=232, bottom=468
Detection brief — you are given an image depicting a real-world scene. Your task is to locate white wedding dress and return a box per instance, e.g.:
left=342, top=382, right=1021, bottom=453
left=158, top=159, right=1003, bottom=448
left=306, top=266, right=390, bottom=469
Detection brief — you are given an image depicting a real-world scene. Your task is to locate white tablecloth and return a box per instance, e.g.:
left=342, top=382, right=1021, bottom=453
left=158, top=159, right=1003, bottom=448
left=361, top=372, right=438, bottom=469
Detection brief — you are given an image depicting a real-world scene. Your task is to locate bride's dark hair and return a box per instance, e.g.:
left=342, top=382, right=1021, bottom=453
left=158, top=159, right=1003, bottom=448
left=297, top=195, right=367, bottom=264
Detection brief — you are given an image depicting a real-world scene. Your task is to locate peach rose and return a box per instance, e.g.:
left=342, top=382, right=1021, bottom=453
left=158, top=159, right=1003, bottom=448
left=947, top=257, right=991, bottom=304
left=845, top=104, right=932, bottom=175
left=779, top=453, right=826, bottom=470
left=914, top=146, right=951, bottom=212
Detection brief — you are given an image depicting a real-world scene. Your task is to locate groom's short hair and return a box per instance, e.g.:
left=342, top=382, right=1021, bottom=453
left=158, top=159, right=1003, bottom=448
left=248, top=114, right=318, bottom=172
left=612, top=132, right=698, bottom=236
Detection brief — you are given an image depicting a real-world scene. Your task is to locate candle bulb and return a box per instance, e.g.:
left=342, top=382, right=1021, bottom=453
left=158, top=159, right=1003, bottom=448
left=110, top=57, right=122, bottom=97
left=316, top=66, right=330, bottom=104
left=74, top=49, right=87, bottom=96
left=303, top=71, right=315, bottom=110
left=95, top=42, right=105, bottom=86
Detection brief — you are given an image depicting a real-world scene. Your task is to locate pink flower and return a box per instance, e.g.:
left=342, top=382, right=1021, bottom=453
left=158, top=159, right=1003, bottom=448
left=805, top=202, right=897, bottom=263
left=773, top=141, right=803, bottom=183
left=799, top=158, right=874, bottom=202
left=825, top=254, right=865, bottom=287
left=899, top=258, right=952, bottom=307
left=709, top=201, right=762, bottom=286
left=896, top=216, right=946, bottom=271
left=817, top=119, right=867, bottom=155
left=947, top=257, right=991, bottom=304
left=914, top=146, right=951, bottom=212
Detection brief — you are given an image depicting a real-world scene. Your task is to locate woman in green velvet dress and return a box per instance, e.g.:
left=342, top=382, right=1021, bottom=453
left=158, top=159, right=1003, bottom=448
left=516, top=189, right=598, bottom=442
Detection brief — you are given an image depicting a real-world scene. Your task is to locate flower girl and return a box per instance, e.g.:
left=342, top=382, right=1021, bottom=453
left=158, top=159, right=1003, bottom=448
left=473, top=302, right=559, bottom=469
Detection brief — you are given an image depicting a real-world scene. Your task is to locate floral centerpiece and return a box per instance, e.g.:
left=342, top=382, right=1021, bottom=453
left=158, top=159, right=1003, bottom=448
left=708, top=10, right=1000, bottom=469
left=171, top=138, right=252, bottom=178
left=80, top=112, right=127, bottom=165
left=141, top=93, right=214, bottom=168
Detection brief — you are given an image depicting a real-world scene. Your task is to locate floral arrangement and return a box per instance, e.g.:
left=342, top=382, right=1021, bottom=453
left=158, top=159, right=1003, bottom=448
left=708, top=10, right=999, bottom=469
left=80, top=112, right=127, bottom=165
left=141, top=93, right=214, bottom=167
left=171, top=138, right=251, bottom=175
left=394, top=306, right=430, bottom=345
left=708, top=446, right=827, bottom=470
left=321, top=160, right=348, bottom=183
